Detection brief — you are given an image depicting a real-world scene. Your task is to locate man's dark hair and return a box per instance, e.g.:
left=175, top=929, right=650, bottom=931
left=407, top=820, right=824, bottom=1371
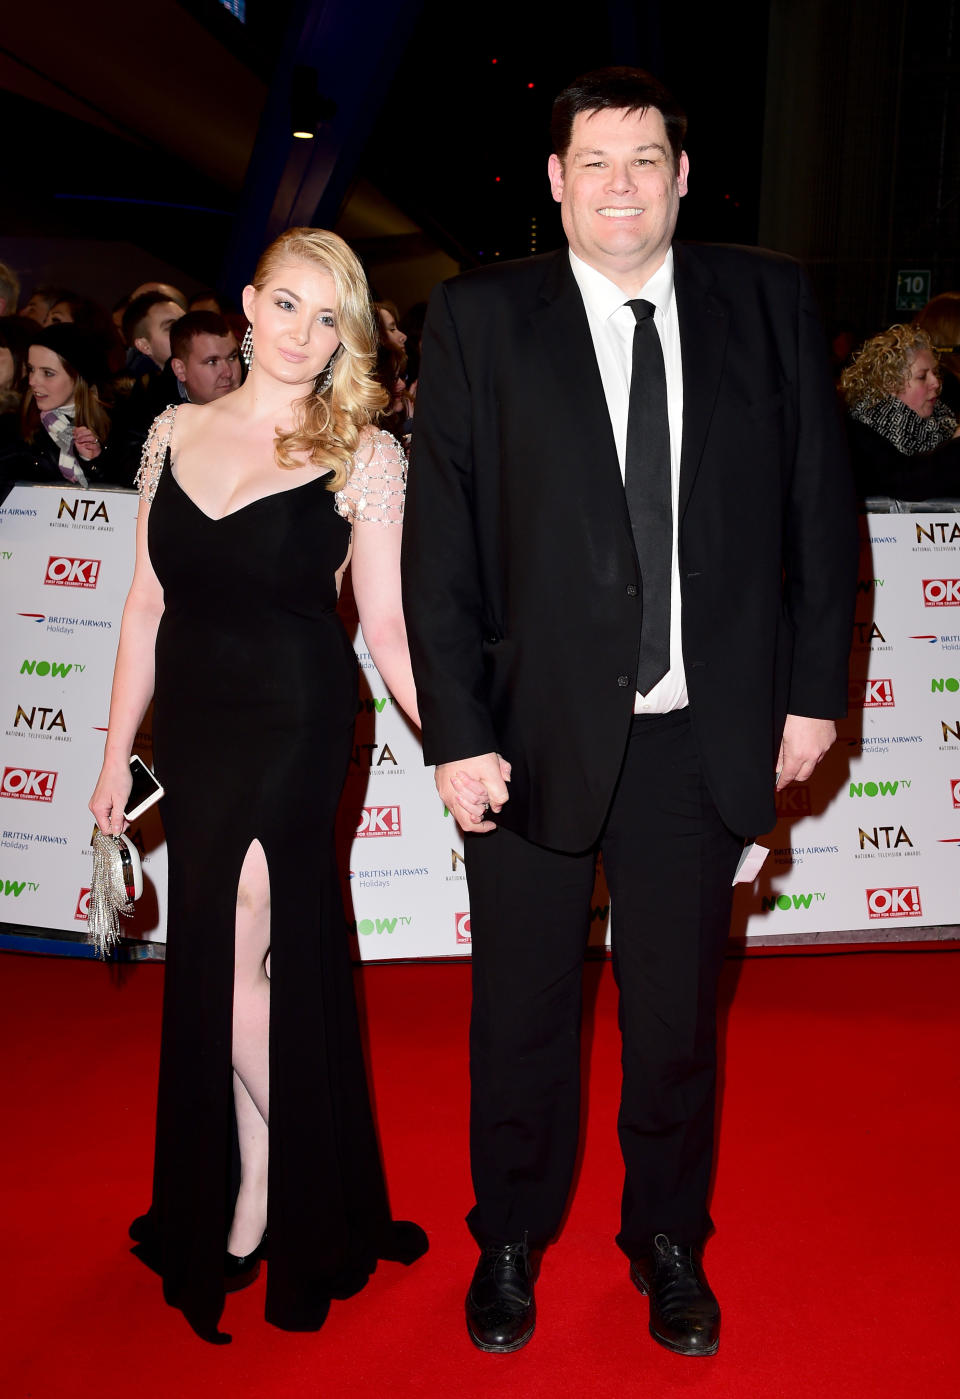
left=170, top=310, right=232, bottom=362
left=122, top=291, right=178, bottom=346
left=551, top=66, right=687, bottom=167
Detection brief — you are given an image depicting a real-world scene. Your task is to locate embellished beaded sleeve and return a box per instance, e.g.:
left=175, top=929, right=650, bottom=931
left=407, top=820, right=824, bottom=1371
left=335, top=428, right=407, bottom=526
left=134, top=405, right=178, bottom=504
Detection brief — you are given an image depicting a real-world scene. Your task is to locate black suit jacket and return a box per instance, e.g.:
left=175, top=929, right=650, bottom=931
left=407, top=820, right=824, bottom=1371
left=401, top=243, right=857, bottom=850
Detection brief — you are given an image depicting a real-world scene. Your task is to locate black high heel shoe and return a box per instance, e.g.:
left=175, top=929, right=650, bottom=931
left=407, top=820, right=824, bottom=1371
left=224, top=1232, right=266, bottom=1293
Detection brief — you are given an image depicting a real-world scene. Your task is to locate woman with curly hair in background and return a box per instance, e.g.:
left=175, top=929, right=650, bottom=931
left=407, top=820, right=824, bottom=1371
left=841, top=322, right=960, bottom=500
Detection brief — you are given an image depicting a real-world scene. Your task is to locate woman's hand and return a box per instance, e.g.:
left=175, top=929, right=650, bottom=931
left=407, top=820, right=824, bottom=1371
left=440, top=753, right=511, bottom=834
left=73, top=426, right=102, bottom=461
left=89, top=758, right=133, bottom=835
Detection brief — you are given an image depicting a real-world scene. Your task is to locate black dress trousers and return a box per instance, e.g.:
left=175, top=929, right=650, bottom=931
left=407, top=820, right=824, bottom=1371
left=464, top=708, right=743, bottom=1256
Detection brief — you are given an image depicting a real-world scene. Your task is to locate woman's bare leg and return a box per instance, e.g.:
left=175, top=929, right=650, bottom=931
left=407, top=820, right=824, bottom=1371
left=227, top=839, right=270, bottom=1257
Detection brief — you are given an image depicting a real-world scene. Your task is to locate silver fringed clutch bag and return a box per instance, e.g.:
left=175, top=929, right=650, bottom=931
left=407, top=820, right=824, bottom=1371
left=88, top=830, right=143, bottom=958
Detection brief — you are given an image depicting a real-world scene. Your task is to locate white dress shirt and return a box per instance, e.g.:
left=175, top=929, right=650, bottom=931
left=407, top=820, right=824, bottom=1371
left=569, top=248, right=688, bottom=714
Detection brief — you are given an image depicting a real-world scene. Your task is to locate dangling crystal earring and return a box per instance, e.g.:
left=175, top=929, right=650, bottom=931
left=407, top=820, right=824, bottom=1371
left=317, top=347, right=341, bottom=394
left=241, top=325, right=254, bottom=366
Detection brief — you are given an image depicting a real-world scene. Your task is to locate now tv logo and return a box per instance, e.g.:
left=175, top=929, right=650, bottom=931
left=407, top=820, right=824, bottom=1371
left=760, top=891, right=826, bottom=912
left=866, top=886, right=922, bottom=919
left=356, top=805, right=401, bottom=837
left=1, top=767, right=57, bottom=802
left=44, top=556, right=100, bottom=589
left=849, top=678, right=894, bottom=708
left=849, top=780, right=909, bottom=797
left=923, top=579, right=960, bottom=607
left=20, top=660, right=80, bottom=678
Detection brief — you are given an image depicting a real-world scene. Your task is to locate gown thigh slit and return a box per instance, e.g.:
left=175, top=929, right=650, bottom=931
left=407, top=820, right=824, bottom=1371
left=231, top=836, right=271, bottom=1129
left=131, top=432, right=426, bottom=1341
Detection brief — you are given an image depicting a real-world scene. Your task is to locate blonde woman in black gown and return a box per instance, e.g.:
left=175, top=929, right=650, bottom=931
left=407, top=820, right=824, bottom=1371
left=89, top=229, right=467, bottom=1341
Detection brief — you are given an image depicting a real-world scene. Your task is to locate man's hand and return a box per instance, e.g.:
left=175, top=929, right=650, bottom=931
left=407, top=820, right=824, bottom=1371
left=775, top=714, right=837, bottom=789
left=437, top=752, right=511, bottom=834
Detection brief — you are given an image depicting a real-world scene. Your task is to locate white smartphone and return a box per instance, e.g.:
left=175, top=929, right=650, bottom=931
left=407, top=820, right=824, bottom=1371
left=125, top=754, right=164, bottom=821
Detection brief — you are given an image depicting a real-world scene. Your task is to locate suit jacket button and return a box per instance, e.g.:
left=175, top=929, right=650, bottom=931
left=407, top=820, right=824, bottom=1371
left=625, top=584, right=638, bottom=597
left=617, top=675, right=630, bottom=687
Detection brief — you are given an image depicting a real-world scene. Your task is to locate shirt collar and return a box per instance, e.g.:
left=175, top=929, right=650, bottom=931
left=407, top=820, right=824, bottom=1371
left=569, top=246, right=675, bottom=322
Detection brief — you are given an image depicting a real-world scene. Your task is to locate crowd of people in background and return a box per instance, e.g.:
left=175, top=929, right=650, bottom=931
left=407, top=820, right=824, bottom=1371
left=1, top=251, right=959, bottom=504
left=0, top=255, right=426, bottom=492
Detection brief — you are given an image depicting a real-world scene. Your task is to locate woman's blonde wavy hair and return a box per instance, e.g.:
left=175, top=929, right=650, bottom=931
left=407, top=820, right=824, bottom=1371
left=840, top=324, right=937, bottom=410
left=250, top=227, right=387, bottom=491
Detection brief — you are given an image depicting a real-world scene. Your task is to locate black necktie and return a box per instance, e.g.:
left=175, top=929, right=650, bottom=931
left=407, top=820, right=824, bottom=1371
left=624, top=298, right=672, bottom=695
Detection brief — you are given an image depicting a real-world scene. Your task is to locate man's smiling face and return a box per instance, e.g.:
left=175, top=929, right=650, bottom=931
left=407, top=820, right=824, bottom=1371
left=547, top=105, right=688, bottom=291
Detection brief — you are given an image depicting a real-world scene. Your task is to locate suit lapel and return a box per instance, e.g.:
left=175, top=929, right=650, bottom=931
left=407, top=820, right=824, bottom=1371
left=529, top=253, right=625, bottom=502
left=674, top=243, right=729, bottom=518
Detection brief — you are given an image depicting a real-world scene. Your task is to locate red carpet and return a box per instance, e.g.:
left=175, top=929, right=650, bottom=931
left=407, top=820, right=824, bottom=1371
left=2, top=948, right=957, bottom=1398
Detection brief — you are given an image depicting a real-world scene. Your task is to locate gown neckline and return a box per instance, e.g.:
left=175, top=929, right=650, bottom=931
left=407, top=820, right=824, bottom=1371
left=166, top=448, right=332, bottom=523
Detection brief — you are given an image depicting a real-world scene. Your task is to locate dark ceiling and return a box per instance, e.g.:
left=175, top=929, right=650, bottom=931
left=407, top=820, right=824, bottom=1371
left=1, top=0, right=770, bottom=303
left=361, top=0, right=770, bottom=268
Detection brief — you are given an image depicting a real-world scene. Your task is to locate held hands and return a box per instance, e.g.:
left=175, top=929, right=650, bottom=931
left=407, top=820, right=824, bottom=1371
left=437, top=752, right=511, bottom=834
left=73, top=426, right=101, bottom=461
left=775, top=714, right=837, bottom=789
left=89, top=758, right=133, bottom=835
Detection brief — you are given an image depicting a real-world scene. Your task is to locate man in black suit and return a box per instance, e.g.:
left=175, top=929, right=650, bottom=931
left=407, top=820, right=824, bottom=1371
left=401, top=68, right=856, bottom=1358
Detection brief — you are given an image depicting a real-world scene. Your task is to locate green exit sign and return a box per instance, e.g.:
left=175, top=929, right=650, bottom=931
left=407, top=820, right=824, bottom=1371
left=895, top=269, right=930, bottom=311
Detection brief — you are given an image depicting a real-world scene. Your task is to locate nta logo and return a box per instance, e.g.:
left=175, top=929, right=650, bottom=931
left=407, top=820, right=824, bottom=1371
left=849, top=780, right=909, bottom=797
left=45, top=556, right=100, bottom=588
left=942, top=720, right=960, bottom=743
left=866, top=887, right=921, bottom=919
left=916, top=521, right=960, bottom=544
left=922, top=579, right=960, bottom=607
left=350, top=742, right=397, bottom=767
left=849, top=678, right=894, bottom=708
left=455, top=911, right=472, bottom=944
left=14, top=705, right=66, bottom=732
left=356, top=805, right=402, bottom=837
left=58, top=497, right=109, bottom=523
left=1, top=767, right=57, bottom=801
left=858, top=826, right=913, bottom=850
left=852, top=621, right=886, bottom=645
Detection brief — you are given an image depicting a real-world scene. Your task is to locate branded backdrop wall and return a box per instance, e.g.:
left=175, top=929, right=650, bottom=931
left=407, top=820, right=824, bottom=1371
left=1, top=485, right=958, bottom=955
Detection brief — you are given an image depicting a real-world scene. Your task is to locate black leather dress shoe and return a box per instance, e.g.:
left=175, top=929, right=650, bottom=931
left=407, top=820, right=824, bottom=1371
left=224, top=1234, right=266, bottom=1293
left=630, top=1233, right=720, bottom=1356
left=466, top=1237, right=536, bottom=1353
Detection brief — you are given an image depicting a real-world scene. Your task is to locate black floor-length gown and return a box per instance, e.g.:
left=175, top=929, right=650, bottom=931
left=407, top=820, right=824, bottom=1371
left=131, top=407, right=425, bottom=1341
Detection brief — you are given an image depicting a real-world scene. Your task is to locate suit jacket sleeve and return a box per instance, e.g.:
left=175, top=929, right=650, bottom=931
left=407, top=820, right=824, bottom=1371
left=401, top=280, right=499, bottom=765
left=781, top=263, right=858, bottom=719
